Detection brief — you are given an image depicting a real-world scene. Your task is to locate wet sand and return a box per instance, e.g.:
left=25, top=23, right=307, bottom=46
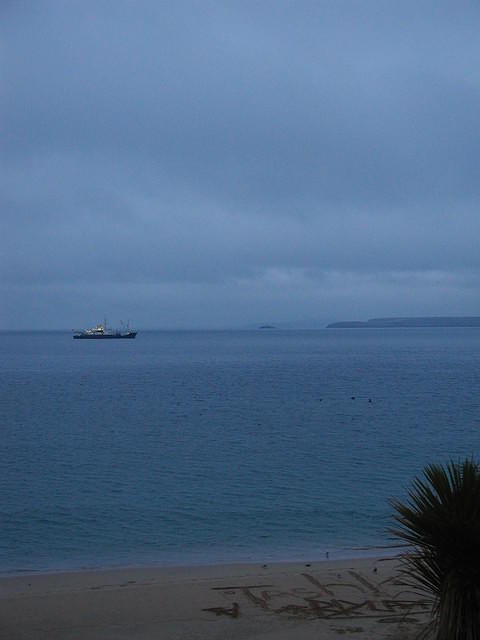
left=0, top=557, right=431, bottom=639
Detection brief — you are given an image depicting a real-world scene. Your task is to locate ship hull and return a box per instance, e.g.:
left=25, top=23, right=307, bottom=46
left=73, top=332, right=137, bottom=339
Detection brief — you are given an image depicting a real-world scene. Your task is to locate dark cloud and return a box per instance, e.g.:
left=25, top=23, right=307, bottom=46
left=2, top=1, right=480, bottom=328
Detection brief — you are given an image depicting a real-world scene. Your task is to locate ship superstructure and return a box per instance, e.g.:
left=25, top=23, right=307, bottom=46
left=73, top=320, right=137, bottom=339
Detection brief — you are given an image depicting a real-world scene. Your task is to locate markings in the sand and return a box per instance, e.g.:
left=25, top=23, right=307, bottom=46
left=202, top=602, right=239, bottom=618
left=211, top=584, right=273, bottom=590
left=89, top=579, right=141, bottom=590
left=348, top=571, right=381, bottom=596
left=301, top=572, right=335, bottom=596
left=332, top=626, right=364, bottom=634
left=204, top=570, right=431, bottom=629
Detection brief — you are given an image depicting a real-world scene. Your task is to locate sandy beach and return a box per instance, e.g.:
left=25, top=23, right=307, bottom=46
left=0, top=557, right=431, bottom=639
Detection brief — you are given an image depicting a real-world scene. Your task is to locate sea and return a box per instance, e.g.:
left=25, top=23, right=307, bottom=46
left=1, top=328, right=480, bottom=574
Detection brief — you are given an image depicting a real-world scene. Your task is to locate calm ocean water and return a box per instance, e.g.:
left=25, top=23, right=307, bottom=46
left=1, top=329, right=480, bottom=574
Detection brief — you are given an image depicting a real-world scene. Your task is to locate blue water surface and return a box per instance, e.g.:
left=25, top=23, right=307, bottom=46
left=1, top=329, right=480, bottom=573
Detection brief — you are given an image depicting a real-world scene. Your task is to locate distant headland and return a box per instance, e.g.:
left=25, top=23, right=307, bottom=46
left=327, top=316, right=480, bottom=328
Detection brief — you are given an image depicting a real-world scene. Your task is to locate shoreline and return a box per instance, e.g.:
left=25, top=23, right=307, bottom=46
left=0, top=555, right=430, bottom=640
left=0, top=543, right=405, bottom=578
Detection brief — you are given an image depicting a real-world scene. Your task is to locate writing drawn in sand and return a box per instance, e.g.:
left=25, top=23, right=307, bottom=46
left=202, top=568, right=431, bottom=632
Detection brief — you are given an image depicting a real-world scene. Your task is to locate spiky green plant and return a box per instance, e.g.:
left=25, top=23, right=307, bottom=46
left=391, top=459, right=480, bottom=640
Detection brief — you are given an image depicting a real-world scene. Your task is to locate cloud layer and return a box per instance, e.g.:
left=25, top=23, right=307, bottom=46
left=2, top=2, right=480, bottom=328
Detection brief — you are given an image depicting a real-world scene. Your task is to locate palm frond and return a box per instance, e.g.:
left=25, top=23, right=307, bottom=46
left=390, top=459, right=480, bottom=640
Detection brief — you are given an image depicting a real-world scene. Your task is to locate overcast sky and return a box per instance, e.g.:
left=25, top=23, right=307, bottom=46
left=2, top=1, right=480, bottom=329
